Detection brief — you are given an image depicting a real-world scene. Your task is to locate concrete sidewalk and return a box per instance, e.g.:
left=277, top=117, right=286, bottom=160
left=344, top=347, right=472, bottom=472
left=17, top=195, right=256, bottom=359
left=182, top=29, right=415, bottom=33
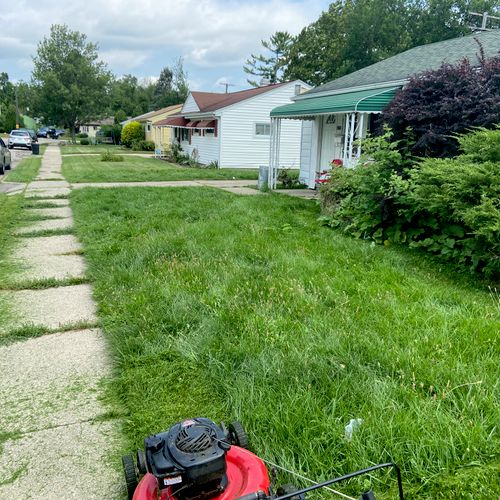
left=0, top=144, right=123, bottom=499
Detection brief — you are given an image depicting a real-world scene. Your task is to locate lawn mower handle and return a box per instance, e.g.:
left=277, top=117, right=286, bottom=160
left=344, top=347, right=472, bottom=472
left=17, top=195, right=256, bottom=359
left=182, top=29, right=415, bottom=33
left=236, top=463, right=404, bottom=500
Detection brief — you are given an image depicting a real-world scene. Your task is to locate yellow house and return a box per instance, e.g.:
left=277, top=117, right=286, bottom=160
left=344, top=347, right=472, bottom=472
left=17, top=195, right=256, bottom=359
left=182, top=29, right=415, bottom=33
left=122, top=104, right=182, bottom=150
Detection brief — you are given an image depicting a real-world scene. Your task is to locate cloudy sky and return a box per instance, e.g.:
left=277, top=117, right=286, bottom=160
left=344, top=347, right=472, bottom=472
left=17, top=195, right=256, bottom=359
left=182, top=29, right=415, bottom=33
left=1, top=0, right=330, bottom=91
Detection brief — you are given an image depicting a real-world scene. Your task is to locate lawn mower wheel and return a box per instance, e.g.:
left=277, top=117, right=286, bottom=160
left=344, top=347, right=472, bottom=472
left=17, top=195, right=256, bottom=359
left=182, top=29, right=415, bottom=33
left=122, top=454, right=139, bottom=500
left=229, top=421, right=249, bottom=449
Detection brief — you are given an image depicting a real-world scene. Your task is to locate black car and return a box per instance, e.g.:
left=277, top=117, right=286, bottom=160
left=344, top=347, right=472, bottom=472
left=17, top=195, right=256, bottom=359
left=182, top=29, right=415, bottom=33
left=36, top=127, right=65, bottom=139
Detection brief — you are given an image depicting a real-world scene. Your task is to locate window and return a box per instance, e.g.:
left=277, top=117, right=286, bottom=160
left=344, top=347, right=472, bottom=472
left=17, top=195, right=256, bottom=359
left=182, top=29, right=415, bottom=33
left=147, top=122, right=151, bottom=132
left=255, top=123, right=271, bottom=136
left=180, top=128, right=189, bottom=142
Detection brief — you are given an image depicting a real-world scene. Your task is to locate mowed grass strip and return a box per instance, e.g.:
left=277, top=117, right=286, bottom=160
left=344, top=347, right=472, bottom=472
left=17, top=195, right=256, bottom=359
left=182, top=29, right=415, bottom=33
left=62, top=154, right=259, bottom=183
left=4, top=156, right=42, bottom=183
left=70, top=187, right=499, bottom=498
left=60, top=144, right=152, bottom=155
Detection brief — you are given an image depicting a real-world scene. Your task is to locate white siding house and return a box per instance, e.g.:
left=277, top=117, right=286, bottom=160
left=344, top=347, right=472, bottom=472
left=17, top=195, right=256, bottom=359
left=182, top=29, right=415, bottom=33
left=156, top=81, right=311, bottom=169
left=269, top=29, right=500, bottom=189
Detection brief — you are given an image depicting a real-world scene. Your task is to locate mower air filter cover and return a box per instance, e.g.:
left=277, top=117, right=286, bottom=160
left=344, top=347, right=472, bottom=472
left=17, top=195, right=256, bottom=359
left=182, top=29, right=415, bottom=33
left=145, top=418, right=230, bottom=494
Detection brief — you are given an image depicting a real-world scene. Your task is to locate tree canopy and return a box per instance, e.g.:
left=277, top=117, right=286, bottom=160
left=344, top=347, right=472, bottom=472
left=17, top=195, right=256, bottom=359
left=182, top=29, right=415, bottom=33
left=151, top=58, right=189, bottom=109
left=244, top=31, right=294, bottom=86
left=32, top=24, right=111, bottom=135
left=283, top=0, right=500, bottom=86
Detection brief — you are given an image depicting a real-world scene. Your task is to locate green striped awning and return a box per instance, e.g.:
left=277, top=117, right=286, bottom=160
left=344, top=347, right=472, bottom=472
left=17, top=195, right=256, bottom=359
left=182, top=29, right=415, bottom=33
left=271, top=86, right=401, bottom=118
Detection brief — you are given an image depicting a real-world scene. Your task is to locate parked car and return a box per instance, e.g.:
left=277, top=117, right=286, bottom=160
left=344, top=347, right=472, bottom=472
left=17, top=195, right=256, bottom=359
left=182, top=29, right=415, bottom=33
left=18, top=128, right=38, bottom=142
left=0, top=137, right=12, bottom=175
left=52, top=129, right=65, bottom=139
left=36, top=127, right=50, bottom=138
left=8, top=130, right=34, bottom=150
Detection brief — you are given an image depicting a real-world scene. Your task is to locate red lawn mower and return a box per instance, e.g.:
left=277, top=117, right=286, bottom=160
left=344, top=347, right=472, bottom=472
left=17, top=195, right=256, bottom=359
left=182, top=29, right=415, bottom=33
left=122, top=418, right=404, bottom=500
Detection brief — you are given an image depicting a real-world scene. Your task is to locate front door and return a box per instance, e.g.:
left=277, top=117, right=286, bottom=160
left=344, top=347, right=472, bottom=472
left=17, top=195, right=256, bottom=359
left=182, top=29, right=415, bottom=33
left=319, top=115, right=344, bottom=172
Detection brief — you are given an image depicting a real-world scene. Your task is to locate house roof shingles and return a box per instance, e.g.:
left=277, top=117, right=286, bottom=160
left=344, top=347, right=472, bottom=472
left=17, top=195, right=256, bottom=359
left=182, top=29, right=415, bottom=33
left=189, top=83, right=288, bottom=113
left=128, top=104, right=183, bottom=122
left=304, top=30, right=500, bottom=96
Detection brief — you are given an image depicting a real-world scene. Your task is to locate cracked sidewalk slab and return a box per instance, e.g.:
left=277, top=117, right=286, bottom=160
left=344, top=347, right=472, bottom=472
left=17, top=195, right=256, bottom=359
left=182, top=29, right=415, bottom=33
left=25, top=188, right=71, bottom=198
left=1, top=284, right=97, bottom=331
left=13, top=235, right=82, bottom=258
left=26, top=180, right=69, bottom=189
left=25, top=206, right=73, bottom=218
left=15, top=217, right=73, bottom=234
left=11, top=254, right=86, bottom=281
left=0, top=420, right=123, bottom=499
left=0, top=329, right=110, bottom=434
left=27, top=198, right=69, bottom=206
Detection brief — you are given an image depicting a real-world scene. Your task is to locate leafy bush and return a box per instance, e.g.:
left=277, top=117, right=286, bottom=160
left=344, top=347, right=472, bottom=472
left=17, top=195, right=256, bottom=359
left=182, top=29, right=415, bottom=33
left=383, top=52, right=500, bottom=157
left=131, top=139, right=155, bottom=151
left=78, top=132, right=88, bottom=138
left=79, top=138, right=90, bottom=145
left=121, top=121, right=144, bottom=147
left=319, top=127, right=500, bottom=278
left=206, top=160, right=219, bottom=169
left=100, top=151, right=124, bottom=162
left=277, top=169, right=306, bottom=189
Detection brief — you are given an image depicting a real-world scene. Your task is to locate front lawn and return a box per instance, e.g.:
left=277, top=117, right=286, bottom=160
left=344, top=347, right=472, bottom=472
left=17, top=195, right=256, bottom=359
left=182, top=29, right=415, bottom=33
left=62, top=155, right=259, bottom=182
left=70, top=187, right=499, bottom=499
left=4, top=156, right=42, bottom=182
left=60, top=144, right=151, bottom=155
left=0, top=194, right=23, bottom=322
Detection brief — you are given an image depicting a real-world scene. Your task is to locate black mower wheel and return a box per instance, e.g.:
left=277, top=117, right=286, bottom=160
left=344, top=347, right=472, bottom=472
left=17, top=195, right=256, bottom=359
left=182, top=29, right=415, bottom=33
left=276, top=484, right=306, bottom=500
left=122, top=454, right=139, bottom=500
left=229, top=421, right=249, bottom=449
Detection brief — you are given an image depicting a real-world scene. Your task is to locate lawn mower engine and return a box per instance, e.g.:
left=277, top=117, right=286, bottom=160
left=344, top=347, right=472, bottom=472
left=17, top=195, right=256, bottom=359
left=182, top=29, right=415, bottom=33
left=124, top=418, right=271, bottom=500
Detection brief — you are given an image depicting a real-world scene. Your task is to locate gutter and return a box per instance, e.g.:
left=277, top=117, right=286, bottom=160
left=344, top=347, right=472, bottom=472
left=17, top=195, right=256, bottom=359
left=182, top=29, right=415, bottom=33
left=291, top=79, right=408, bottom=101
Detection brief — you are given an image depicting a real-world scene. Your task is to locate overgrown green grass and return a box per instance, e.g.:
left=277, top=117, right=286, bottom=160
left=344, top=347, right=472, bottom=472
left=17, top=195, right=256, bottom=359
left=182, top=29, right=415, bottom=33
left=62, top=155, right=259, bottom=183
left=70, top=187, right=499, bottom=498
left=4, top=156, right=42, bottom=182
left=60, top=144, right=153, bottom=155
left=0, top=194, right=23, bottom=325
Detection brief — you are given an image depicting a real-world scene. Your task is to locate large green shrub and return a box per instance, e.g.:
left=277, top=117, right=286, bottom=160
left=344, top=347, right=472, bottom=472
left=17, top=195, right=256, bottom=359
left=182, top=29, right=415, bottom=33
left=320, top=127, right=500, bottom=278
left=131, top=139, right=155, bottom=151
left=121, top=121, right=144, bottom=147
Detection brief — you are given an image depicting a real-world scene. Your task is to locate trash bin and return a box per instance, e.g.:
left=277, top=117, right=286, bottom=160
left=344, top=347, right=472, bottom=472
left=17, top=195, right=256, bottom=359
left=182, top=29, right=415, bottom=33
left=258, top=165, right=269, bottom=191
left=31, top=143, right=40, bottom=155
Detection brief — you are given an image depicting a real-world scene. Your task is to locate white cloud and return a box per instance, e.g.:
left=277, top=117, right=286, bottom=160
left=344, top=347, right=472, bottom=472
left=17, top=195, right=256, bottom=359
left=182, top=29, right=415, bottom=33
left=1, top=0, right=328, bottom=85
left=99, top=49, right=149, bottom=71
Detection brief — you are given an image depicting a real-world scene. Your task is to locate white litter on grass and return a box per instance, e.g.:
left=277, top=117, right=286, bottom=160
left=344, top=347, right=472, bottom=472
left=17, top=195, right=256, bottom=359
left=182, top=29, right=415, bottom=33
left=344, top=418, right=363, bottom=440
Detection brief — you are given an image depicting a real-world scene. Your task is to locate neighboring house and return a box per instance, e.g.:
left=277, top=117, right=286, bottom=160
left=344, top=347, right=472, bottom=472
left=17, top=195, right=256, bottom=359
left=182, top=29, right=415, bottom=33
left=79, top=118, right=114, bottom=138
left=155, top=81, right=310, bottom=168
left=270, top=30, right=500, bottom=188
left=122, top=104, right=183, bottom=148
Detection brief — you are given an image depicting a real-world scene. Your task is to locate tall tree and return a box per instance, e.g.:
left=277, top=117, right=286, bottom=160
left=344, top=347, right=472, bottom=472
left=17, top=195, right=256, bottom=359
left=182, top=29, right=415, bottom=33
left=284, top=0, right=500, bottom=86
left=31, top=24, right=111, bottom=138
left=244, top=31, right=295, bottom=86
left=152, top=67, right=173, bottom=108
left=151, top=58, right=189, bottom=109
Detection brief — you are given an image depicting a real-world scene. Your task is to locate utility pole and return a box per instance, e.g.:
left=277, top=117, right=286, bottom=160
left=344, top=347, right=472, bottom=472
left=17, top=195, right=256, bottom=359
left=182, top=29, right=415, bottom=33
left=219, top=82, right=236, bottom=93
left=15, top=85, right=19, bottom=129
left=469, top=11, right=500, bottom=31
